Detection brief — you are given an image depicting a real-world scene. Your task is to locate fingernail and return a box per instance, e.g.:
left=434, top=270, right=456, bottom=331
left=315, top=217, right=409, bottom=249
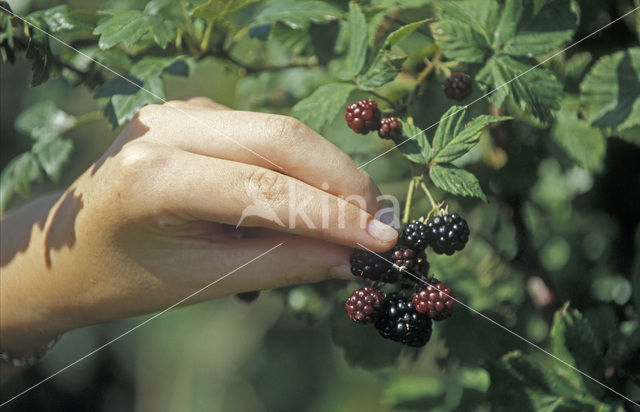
left=329, top=264, right=353, bottom=280
left=367, top=219, right=398, bottom=242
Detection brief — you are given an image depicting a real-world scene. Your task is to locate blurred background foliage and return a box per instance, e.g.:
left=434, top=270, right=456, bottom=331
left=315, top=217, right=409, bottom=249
left=1, top=0, right=640, bottom=411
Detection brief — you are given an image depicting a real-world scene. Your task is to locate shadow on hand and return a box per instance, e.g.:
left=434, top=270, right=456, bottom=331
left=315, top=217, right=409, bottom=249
left=44, top=189, right=83, bottom=268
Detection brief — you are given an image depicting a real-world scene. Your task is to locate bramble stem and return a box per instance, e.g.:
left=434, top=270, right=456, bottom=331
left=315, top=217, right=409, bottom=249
left=402, top=177, right=417, bottom=225
left=200, top=19, right=214, bottom=52
left=73, top=111, right=103, bottom=128
left=419, top=181, right=439, bottom=213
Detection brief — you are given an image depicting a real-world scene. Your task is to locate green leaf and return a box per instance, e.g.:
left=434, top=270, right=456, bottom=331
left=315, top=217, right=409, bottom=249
left=502, top=0, right=578, bottom=57
left=398, top=122, right=431, bottom=164
left=493, top=0, right=523, bottom=49
left=32, top=137, right=73, bottom=183
left=431, top=1, right=490, bottom=63
left=479, top=54, right=562, bottom=122
left=15, top=101, right=76, bottom=141
left=347, top=3, right=367, bottom=77
left=12, top=153, right=42, bottom=198
left=580, top=48, right=640, bottom=132
left=0, top=156, right=18, bottom=213
left=550, top=305, right=604, bottom=396
left=95, top=57, right=189, bottom=127
left=25, top=28, right=60, bottom=87
left=191, top=0, right=260, bottom=21
left=252, top=0, right=341, bottom=30
left=94, top=10, right=176, bottom=50
left=290, top=82, right=355, bottom=133
left=429, top=164, right=486, bottom=201
left=27, top=5, right=91, bottom=33
left=381, top=18, right=432, bottom=51
left=551, top=99, right=605, bottom=171
left=432, top=106, right=511, bottom=164
left=382, top=375, right=446, bottom=408
left=357, top=53, right=406, bottom=88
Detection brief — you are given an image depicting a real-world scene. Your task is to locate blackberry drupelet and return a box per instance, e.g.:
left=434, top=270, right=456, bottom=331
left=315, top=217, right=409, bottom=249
left=350, top=249, right=392, bottom=281
left=399, top=220, right=429, bottom=250
left=344, top=99, right=381, bottom=134
left=374, top=294, right=432, bottom=347
left=413, top=277, right=455, bottom=321
left=345, top=286, right=385, bottom=324
left=378, top=117, right=403, bottom=140
left=392, top=246, right=429, bottom=277
left=426, top=213, right=470, bottom=255
left=443, top=72, right=472, bottom=101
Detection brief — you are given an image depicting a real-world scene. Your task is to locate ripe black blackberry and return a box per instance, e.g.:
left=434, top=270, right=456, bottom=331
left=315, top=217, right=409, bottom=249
left=345, top=286, right=385, bottom=324
left=392, top=246, right=429, bottom=277
left=426, top=213, right=470, bottom=255
left=345, top=99, right=381, bottom=134
left=443, top=72, right=472, bottom=101
left=413, top=277, right=455, bottom=321
left=374, top=294, right=432, bottom=347
left=350, top=249, right=393, bottom=282
left=378, top=117, right=403, bottom=140
left=399, top=220, right=429, bottom=250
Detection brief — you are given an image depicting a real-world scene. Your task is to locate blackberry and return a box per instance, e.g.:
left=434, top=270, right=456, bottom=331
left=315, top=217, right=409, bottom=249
left=378, top=117, right=403, bottom=140
left=345, top=286, right=385, bottom=324
left=235, top=291, right=260, bottom=303
left=392, top=246, right=429, bottom=277
left=443, top=72, right=472, bottom=101
left=426, top=213, right=470, bottom=255
left=374, top=294, right=432, bottom=347
left=345, top=99, right=381, bottom=134
left=413, top=277, right=455, bottom=321
left=350, top=249, right=392, bottom=281
left=399, top=220, right=429, bottom=250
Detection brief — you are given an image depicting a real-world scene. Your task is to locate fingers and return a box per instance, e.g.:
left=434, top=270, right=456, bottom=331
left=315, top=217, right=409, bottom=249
left=179, top=96, right=230, bottom=110
left=119, top=144, right=397, bottom=252
left=134, top=104, right=385, bottom=216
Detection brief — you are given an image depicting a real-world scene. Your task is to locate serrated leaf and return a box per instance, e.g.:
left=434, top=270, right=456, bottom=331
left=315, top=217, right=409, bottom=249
left=429, top=164, right=486, bottom=200
left=32, top=137, right=73, bottom=183
left=94, top=10, right=175, bottom=50
left=432, top=106, right=511, bottom=164
left=431, top=2, right=490, bottom=63
left=550, top=305, right=604, bottom=396
left=252, top=0, right=341, bottom=30
left=94, top=57, right=189, bottom=127
left=25, top=28, right=60, bottom=87
left=12, top=153, right=42, bottom=198
left=381, top=18, right=432, bottom=51
left=357, top=53, right=406, bottom=88
left=551, top=100, right=605, bottom=171
left=580, top=48, right=640, bottom=132
left=398, top=122, right=431, bottom=164
left=347, top=3, right=367, bottom=77
left=290, top=82, right=355, bottom=133
left=15, top=101, right=76, bottom=141
left=191, top=0, right=260, bottom=21
left=480, top=54, right=562, bottom=122
left=27, top=5, right=91, bottom=33
left=493, top=0, right=523, bottom=49
left=502, top=0, right=578, bottom=57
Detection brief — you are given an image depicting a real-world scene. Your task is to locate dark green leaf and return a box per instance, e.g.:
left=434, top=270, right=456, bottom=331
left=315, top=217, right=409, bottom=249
left=95, top=57, right=189, bottom=127
left=0, top=156, right=18, bottom=213
left=432, top=106, right=511, bottom=164
left=398, top=122, right=431, bottom=164
left=381, top=18, right=432, bottom=51
left=347, top=3, right=367, bottom=77
left=12, top=153, right=42, bottom=198
left=25, top=28, right=60, bottom=87
left=493, top=0, right=523, bottom=49
left=551, top=98, right=605, bottom=171
left=94, top=10, right=176, bottom=50
left=580, top=48, right=640, bottom=132
left=429, top=164, right=486, bottom=200
left=27, top=5, right=91, bottom=33
left=191, top=0, right=260, bottom=21
left=32, top=137, right=73, bottom=183
left=357, top=53, right=406, bottom=88
left=290, top=83, right=355, bottom=133
left=382, top=375, right=446, bottom=408
left=431, top=1, right=491, bottom=63
left=15, top=101, right=76, bottom=141
left=252, top=0, right=341, bottom=30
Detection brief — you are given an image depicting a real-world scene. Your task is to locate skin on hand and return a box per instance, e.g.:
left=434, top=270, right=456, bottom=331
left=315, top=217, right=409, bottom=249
left=0, top=97, right=397, bottom=361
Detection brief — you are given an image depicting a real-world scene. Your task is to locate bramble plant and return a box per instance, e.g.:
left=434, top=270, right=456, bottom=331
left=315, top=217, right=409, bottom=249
left=2, top=0, right=640, bottom=410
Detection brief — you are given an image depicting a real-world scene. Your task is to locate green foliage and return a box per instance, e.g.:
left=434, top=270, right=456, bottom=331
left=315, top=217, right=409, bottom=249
left=290, top=82, right=355, bottom=133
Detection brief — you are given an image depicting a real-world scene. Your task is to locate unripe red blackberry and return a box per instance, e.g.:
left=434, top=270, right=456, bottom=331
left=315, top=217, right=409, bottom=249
left=443, top=72, right=472, bottom=101
left=391, top=246, right=429, bottom=277
left=350, top=249, right=393, bottom=282
left=345, top=286, right=385, bottom=324
left=413, top=277, right=455, bottom=321
left=378, top=117, right=403, bottom=140
left=399, top=220, right=429, bottom=250
left=374, top=294, right=432, bottom=347
left=345, top=99, right=381, bottom=134
left=426, top=213, right=470, bottom=255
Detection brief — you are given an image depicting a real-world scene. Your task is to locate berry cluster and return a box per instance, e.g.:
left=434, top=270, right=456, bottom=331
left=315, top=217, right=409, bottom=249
left=344, top=212, right=468, bottom=347
left=344, top=99, right=402, bottom=140
left=443, top=72, right=473, bottom=101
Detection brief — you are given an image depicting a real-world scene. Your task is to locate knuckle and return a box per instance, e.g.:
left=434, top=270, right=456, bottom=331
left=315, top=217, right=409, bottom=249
left=117, top=142, right=168, bottom=179
left=265, top=114, right=307, bottom=144
left=245, top=168, right=288, bottom=204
